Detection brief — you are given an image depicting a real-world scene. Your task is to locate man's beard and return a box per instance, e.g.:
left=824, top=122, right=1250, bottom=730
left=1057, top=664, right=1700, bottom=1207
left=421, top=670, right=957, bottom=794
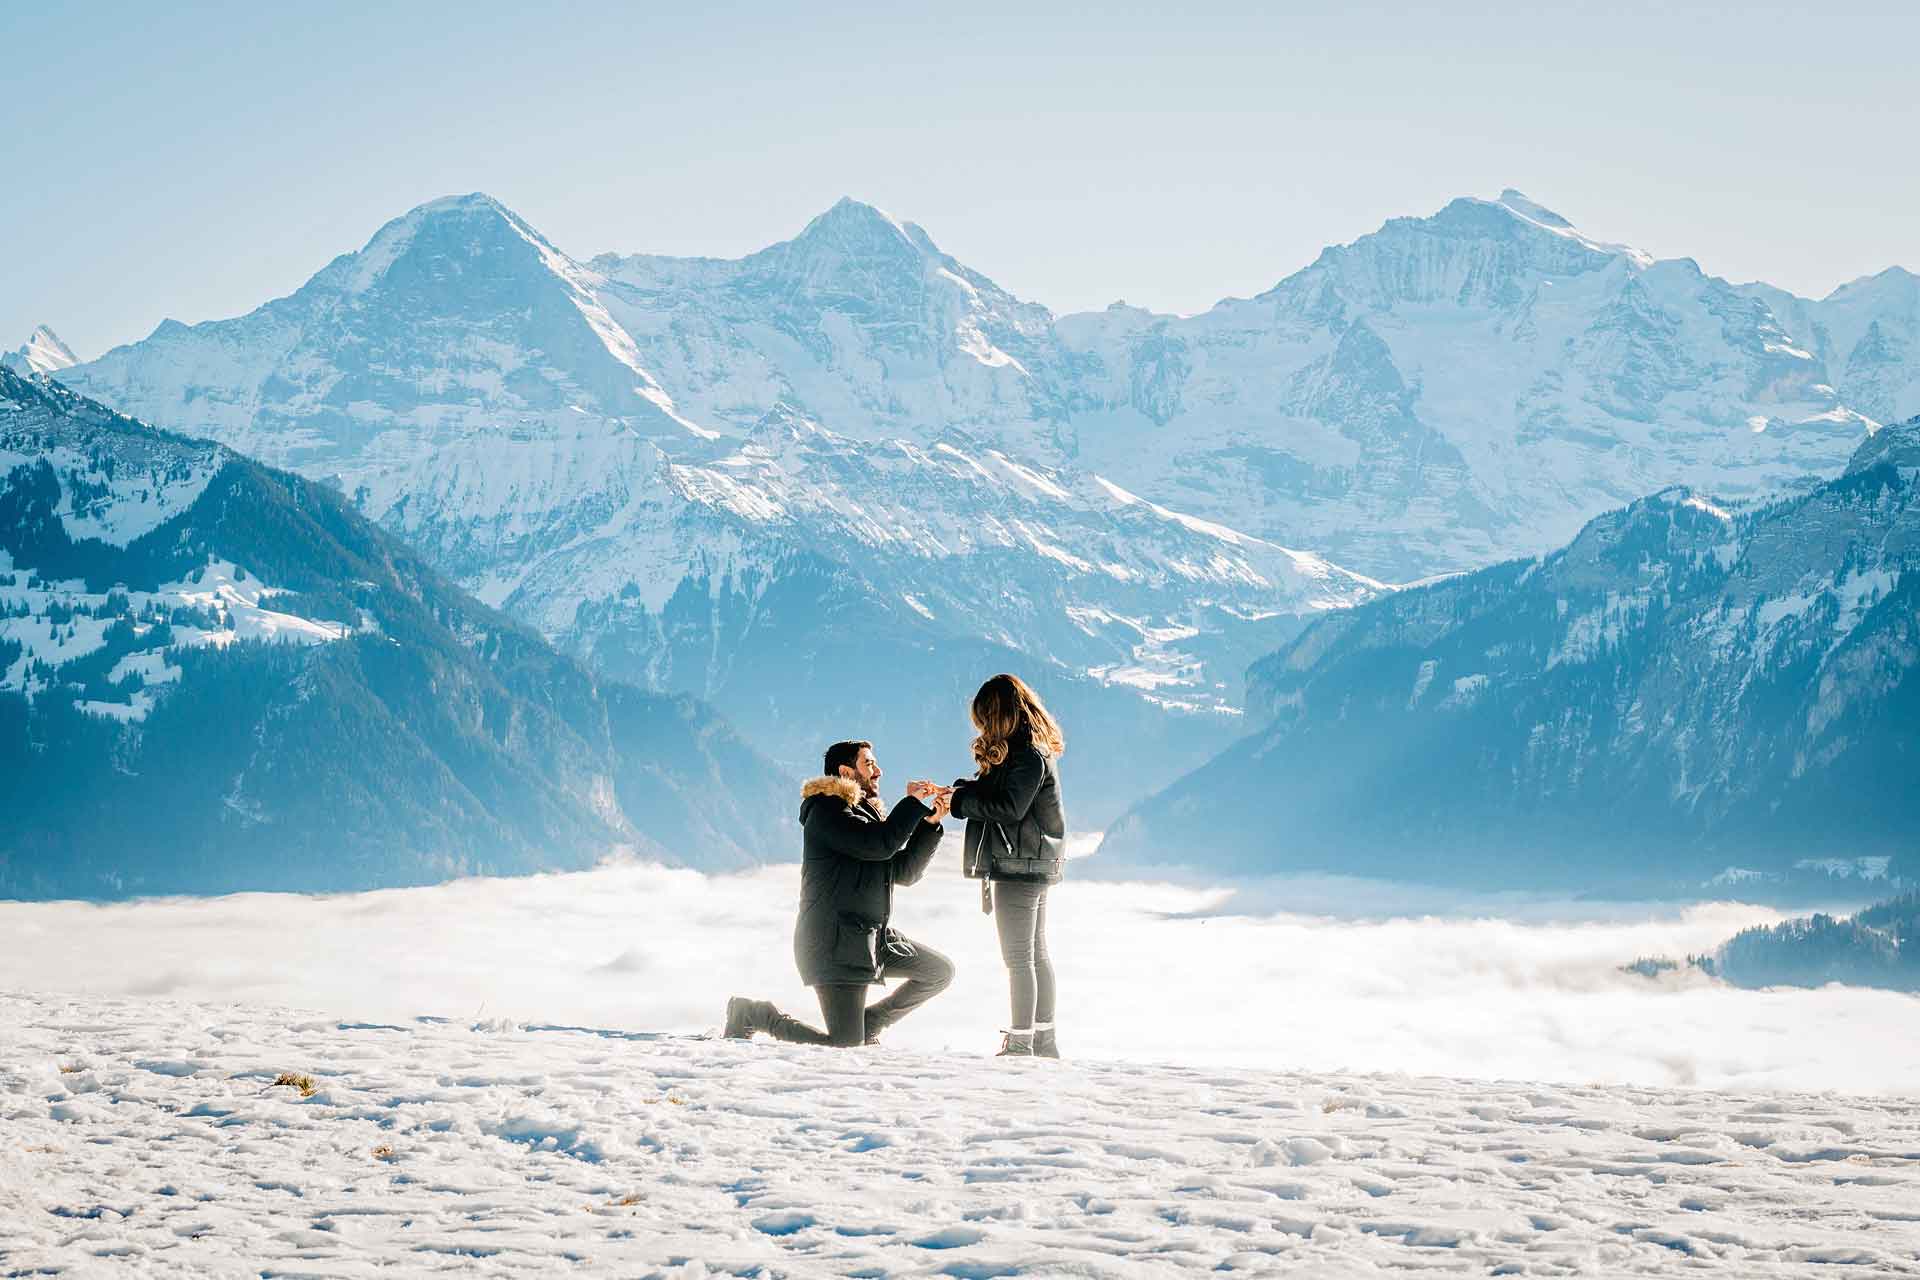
left=860, top=777, right=880, bottom=801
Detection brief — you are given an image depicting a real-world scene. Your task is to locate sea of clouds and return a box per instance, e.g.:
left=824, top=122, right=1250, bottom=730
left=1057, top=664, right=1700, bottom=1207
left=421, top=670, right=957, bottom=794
left=3, top=858, right=1913, bottom=1095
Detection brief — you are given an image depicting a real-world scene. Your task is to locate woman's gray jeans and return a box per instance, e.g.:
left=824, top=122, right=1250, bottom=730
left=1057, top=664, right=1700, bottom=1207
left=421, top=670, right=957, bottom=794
left=992, top=879, right=1055, bottom=1030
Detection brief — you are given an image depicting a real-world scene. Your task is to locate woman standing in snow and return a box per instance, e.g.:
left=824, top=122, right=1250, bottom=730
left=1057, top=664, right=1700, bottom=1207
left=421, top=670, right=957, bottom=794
left=946, top=674, right=1069, bottom=1059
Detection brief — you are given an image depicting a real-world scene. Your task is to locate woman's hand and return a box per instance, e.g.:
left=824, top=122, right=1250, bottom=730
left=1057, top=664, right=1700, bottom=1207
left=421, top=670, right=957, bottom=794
left=905, top=780, right=940, bottom=802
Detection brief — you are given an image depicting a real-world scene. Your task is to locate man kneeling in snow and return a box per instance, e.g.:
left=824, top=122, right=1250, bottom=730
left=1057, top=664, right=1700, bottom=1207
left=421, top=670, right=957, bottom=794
left=725, top=739, right=953, bottom=1047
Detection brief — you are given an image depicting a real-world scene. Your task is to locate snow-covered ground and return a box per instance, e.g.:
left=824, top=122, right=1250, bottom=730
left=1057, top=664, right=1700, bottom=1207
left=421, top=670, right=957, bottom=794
left=5, top=990, right=1918, bottom=1277
left=5, top=862, right=1919, bottom=1275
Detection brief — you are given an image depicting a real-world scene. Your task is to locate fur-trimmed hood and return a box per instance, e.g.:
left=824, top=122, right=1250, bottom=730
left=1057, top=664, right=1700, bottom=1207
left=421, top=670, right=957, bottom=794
left=799, top=774, right=885, bottom=823
left=800, top=775, right=863, bottom=806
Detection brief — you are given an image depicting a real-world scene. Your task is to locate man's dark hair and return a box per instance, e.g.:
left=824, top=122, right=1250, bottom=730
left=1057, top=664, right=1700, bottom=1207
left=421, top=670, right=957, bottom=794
left=823, top=739, right=872, bottom=777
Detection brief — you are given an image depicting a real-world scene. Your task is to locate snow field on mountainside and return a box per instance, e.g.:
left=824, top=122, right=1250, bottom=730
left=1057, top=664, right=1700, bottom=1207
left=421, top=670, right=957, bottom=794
left=0, top=439, right=218, bottom=550
left=3, top=992, right=1918, bottom=1277
left=0, top=557, right=357, bottom=717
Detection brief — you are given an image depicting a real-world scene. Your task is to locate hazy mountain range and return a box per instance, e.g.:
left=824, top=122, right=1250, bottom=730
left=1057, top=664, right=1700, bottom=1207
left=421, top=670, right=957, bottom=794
left=1102, top=418, right=1920, bottom=894
left=14, top=186, right=1919, bottom=862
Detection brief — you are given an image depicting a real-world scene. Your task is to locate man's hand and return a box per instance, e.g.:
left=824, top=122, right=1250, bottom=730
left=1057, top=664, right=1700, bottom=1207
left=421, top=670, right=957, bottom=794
left=905, top=780, right=939, bottom=802
left=926, top=792, right=951, bottom=824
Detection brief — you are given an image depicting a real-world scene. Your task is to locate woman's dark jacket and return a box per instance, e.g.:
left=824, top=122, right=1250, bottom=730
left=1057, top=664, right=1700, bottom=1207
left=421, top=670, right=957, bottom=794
left=793, top=776, right=943, bottom=987
left=950, top=739, right=1067, bottom=885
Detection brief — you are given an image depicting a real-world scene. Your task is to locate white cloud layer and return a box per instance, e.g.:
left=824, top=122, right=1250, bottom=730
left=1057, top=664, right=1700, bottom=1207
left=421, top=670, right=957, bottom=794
left=3, top=861, right=1914, bottom=1096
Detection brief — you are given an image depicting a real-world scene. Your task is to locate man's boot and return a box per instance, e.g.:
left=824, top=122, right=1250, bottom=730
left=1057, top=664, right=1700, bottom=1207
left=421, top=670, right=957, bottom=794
left=724, top=996, right=773, bottom=1040
left=1033, top=1023, right=1060, bottom=1060
left=996, top=1028, right=1035, bottom=1057
left=728, top=996, right=837, bottom=1046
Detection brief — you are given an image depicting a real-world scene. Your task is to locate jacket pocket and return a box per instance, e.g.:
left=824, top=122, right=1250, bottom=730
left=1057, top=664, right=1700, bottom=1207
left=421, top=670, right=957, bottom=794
left=832, top=922, right=878, bottom=972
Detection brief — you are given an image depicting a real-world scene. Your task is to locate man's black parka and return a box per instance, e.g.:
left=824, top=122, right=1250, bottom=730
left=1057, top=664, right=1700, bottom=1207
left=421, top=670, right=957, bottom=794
left=793, top=776, right=943, bottom=987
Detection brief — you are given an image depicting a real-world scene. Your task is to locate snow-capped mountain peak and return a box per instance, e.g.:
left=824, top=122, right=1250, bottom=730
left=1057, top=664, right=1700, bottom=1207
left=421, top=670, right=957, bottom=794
left=322, top=191, right=539, bottom=295
left=789, top=195, right=935, bottom=257
left=2, top=325, right=79, bottom=376
left=583, top=196, right=1067, bottom=444
left=736, top=195, right=955, bottom=308
left=1495, top=187, right=1575, bottom=228
left=1494, top=187, right=1654, bottom=265
left=1252, top=189, right=1638, bottom=317
left=59, top=191, right=708, bottom=472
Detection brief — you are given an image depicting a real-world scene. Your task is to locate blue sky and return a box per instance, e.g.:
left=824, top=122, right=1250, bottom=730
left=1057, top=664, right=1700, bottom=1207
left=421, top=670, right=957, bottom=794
left=4, top=1, right=1915, bottom=358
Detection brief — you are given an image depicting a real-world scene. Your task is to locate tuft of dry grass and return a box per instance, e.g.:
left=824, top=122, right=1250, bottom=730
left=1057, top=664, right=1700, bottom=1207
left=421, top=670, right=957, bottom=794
left=272, top=1072, right=319, bottom=1098
left=58, top=1064, right=83, bottom=1074
left=371, top=1144, right=396, bottom=1162
left=1322, top=1096, right=1365, bottom=1114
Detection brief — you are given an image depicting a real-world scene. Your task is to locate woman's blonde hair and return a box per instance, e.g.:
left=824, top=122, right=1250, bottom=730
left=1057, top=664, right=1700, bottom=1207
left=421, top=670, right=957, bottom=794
left=970, top=673, right=1065, bottom=774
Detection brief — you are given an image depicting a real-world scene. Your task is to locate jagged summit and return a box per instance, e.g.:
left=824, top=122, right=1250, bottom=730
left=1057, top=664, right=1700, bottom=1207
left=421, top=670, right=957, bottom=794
left=1, top=324, right=78, bottom=376
left=766, top=195, right=944, bottom=277
left=57, top=189, right=700, bottom=468
left=1252, top=190, right=1632, bottom=318
left=579, top=193, right=1063, bottom=443
left=320, top=191, right=567, bottom=296
left=1496, top=188, right=1575, bottom=229
left=1360, top=188, right=1650, bottom=267
left=1477, top=188, right=1651, bottom=265
left=797, top=195, right=925, bottom=242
